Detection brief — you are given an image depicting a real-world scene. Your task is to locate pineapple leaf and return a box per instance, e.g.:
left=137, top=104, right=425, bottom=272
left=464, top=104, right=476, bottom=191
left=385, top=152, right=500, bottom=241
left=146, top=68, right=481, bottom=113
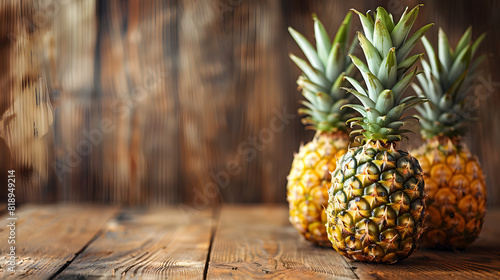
left=411, top=83, right=424, bottom=97
left=448, top=44, right=471, bottom=83
left=415, top=71, right=433, bottom=102
left=392, top=67, right=419, bottom=103
left=373, top=20, right=393, bottom=56
left=290, top=54, right=330, bottom=89
left=429, top=75, right=444, bottom=102
left=346, top=116, right=364, bottom=124
left=401, top=97, right=428, bottom=114
left=414, top=106, right=427, bottom=117
left=376, top=7, right=395, bottom=33
left=297, top=76, right=323, bottom=94
left=302, top=90, right=321, bottom=108
left=289, top=27, right=325, bottom=72
left=438, top=93, right=453, bottom=111
left=342, top=87, right=376, bottom=107
left=300, top=101, right=317, bottom=112
left=351, top=9, right=374, bottom=41
left=316, top=92, right=334, bottom=111
left=391, top=5, right=422, bottom=49
left=366, top=11, right=375, bottom=26
left=346, top=36, right=359, bottom=67
left=332, top=99, right=350, bottom=112
left=421, top=59, right=432, bottom=82
left=398, top=54, right=423, bottom=78
left=399, top=95, right=421, bottom=104
left=345, top=76, right=367, bottom=96
left=422, top=36, right=447, bottom=84
left=397, top=23, right=434, bottom=62
left=326, top=43, right=344, bottom=82
left=385, top=103, right=407, bottom=121
left=386, top=120, right=405, bottom=130
left=313, top=14, right=332, bottom=64
left=358, top=31, right=382, bottom=74
left=342, top=104, right=367, bottom=117
left=303, top=109, right=327, bottom=121
left=445, top=69, right=468, bottom=99
left=366, top=107, right=383, bottom=119
left=438, top=28, right=452, bottom=72
left=365, top=73, right=385, bottom=101
left=330, top=71, right=346, bottom=99
left=350, top=129, right=366, bottom=137
left=375, top=90, right=395, bottom=114
left=471, top=33, right=486, bottom=58
left=348, top=54, right=376, bottom=99
left=345, top=62, right=356, bottom=78
left=378, top=47, right=397, bottom=88
left=333, top=12, right=353, bottom=49
left=454, top=26, right=472, bottom=59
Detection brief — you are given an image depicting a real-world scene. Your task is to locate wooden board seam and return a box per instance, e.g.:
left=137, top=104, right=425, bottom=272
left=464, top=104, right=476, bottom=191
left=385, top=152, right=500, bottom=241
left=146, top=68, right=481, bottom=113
left=203, top=206, right=222, bottom=280
left=47, top=206, right=122, bottom=279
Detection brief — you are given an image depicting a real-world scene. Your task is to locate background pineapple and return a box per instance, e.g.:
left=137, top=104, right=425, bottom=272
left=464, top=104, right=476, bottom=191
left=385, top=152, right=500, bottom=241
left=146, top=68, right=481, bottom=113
left=286, top=13, right=357, bottom=247
left=326, top=5, right=432, bottom=263
left=412, top=27, right=487, bottom=250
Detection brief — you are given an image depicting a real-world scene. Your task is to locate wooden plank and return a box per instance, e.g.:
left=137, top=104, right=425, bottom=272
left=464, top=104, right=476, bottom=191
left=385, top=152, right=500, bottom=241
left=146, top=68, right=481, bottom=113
left=56, top=207, right=214, bottom=279
left=206, top=205, right=357, bottom=279
left=0, top=204, right=118, bottom=279
left=348, top=209, right=500, bottom=280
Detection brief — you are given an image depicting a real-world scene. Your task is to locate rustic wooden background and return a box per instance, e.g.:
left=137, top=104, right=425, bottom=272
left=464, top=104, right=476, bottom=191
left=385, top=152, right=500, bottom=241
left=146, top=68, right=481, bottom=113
left=1, top=0, right=499, bottom=207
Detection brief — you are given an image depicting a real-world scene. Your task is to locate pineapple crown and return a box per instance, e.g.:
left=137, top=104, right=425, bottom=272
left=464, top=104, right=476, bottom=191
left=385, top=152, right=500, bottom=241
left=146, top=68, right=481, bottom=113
left=343, top=5, right=433, bottom=144
left=288, top=12, right=357, bottom=133
left=412, top=27, right=486, bottom=139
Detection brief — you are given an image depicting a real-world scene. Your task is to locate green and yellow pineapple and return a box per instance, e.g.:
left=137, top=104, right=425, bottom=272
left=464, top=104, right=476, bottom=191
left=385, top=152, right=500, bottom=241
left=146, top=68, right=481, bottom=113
left=412, top=27, right=487, bottom=250
left=286, top=13, right=357, bottom=247
left=326, top=5, right=433, bottom=263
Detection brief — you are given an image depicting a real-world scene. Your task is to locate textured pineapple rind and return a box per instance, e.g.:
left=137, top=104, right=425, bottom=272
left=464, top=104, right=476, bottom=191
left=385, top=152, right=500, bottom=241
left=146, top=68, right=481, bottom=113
left=287, top=132, right=350, bottom=247
left=413, top=137, right=487, bottom=250
left=326, top=141, right=426, bottom=263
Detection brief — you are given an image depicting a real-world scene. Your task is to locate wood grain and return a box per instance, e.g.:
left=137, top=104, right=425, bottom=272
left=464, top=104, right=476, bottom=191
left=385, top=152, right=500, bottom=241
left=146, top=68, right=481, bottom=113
left=1, top=0, right=500, bottom=207
left=206, top=205, right=357, bottom=279
left=329, top=208, right=500, bottom=280
left=56, top=207, right=214, bottom=279
left=0, top=204, right=118, bottom=279
left=0, top=205, right=498, bottom=279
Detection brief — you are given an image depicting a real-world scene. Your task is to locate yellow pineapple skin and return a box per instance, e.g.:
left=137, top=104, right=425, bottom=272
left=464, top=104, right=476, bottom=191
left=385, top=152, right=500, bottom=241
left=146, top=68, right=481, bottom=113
left=413, top=137, right=487, bottom=250
left=287, top=131, right=350, bottom=247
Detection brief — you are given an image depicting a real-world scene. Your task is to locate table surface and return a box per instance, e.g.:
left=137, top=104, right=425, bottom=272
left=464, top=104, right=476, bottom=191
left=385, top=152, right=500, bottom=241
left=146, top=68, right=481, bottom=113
left=0, top=204, right=498, bottom=279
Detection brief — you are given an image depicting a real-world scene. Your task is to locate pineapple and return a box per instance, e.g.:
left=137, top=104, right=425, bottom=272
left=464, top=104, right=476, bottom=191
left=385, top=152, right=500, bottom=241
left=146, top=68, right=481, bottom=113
left=326, top=5, right=433, bottom=263
left=412, top=27, right=487, bottom=250
left=286, top=13, right=357, bottom=247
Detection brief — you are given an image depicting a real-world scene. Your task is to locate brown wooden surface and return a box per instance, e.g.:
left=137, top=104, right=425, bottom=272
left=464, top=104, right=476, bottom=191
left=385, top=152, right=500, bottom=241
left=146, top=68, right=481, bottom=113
left=0, top=204, right=119, bottom=279
left=1, top=0, right=500, bottom=207
left=0, top=204, right=498, bottom=279
left=55, top=207, right=214, bottom=279
left=206, top=206, right=357, bottom=279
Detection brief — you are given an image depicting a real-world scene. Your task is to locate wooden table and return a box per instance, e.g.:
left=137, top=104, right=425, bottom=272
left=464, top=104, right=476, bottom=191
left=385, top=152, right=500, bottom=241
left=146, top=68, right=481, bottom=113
left=0, top=205, right=499, bottom=279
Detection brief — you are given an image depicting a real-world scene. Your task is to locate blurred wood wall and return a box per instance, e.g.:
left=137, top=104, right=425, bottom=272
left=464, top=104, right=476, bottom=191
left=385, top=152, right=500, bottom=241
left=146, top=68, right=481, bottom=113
left=1, top=0, right=499, bottom=207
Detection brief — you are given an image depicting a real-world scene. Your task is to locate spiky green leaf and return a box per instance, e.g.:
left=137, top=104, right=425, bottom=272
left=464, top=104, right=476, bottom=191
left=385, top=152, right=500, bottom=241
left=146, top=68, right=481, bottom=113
left=289, top=27, right=324, bottom=71
left=391, top=5, right=421, bottom=49
left=358, top=31, right=382, bottom=74
left=397, top=23, right=434, bottom=62
left=351, top=9, right=374, bottom=41
left=373, top=20, right=393, bottom=56
left=378, top=47, right=397, bottom=88
left=313, top=14, right=332, bottom=63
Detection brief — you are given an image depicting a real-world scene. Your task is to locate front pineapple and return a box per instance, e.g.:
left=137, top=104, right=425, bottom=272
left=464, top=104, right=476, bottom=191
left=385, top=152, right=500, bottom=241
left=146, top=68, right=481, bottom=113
left=286, top=13, right=357, bottom=247
left=326, top=5, right=433, bottom=263
left=412, top=28, right=487, bottom=250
